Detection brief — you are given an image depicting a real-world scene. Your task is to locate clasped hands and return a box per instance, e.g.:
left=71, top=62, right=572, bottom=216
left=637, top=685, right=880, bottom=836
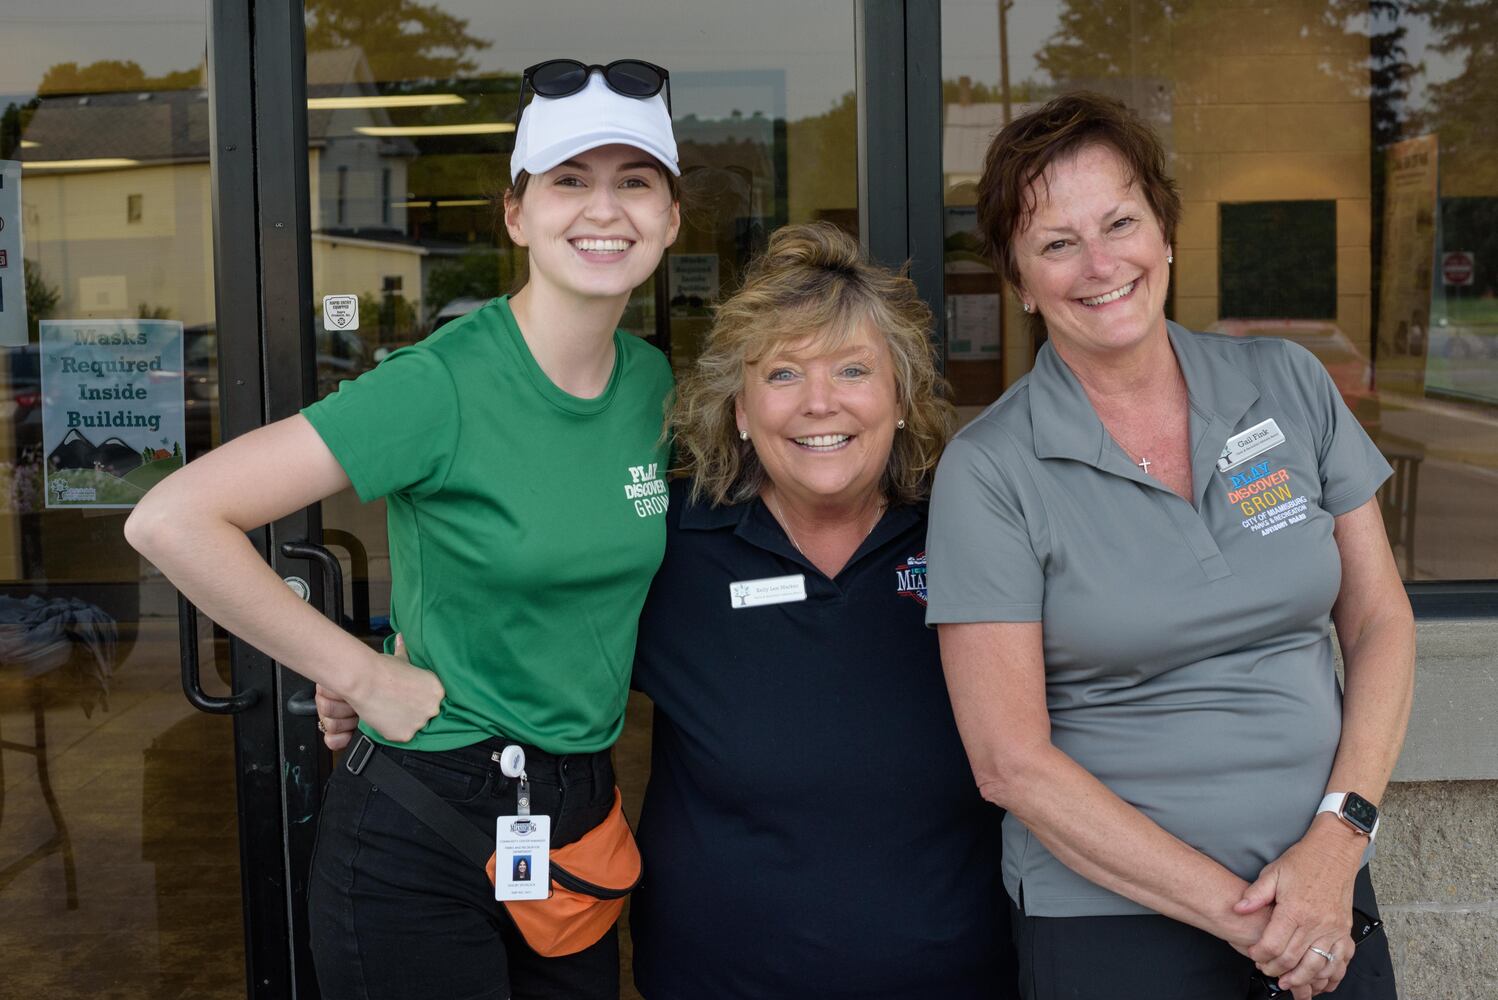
left=1233, top=821, right=1365, bottom=999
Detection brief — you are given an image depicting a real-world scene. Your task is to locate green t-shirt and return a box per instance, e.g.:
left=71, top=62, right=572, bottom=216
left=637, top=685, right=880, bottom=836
left=302, top=296, right=673, bottom=753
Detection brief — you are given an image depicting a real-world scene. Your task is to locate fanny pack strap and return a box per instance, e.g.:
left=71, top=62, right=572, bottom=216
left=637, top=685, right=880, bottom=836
left=344, top=734, right=493, bottom=867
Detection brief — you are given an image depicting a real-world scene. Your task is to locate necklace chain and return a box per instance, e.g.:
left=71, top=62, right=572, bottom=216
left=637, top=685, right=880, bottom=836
left=768, top=492, right=884, bottom=558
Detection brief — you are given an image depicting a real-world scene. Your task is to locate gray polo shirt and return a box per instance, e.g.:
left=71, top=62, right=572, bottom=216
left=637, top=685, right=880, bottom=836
left=926, top=323, right=1391, bottom=918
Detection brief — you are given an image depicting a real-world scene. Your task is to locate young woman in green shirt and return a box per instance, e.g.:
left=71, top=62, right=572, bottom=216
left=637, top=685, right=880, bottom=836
left=127, top=61, right=681, bottom=999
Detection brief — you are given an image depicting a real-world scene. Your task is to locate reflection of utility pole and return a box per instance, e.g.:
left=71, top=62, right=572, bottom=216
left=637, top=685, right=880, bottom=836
left=999, top=0, right=1014, bottom=123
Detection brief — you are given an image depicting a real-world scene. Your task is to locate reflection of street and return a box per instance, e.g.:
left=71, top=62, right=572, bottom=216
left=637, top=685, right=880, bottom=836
left=1378, top=392, right=1498, bottom=580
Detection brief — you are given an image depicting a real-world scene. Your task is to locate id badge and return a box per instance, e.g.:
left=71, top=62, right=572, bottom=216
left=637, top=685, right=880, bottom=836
left=494, top=813, right=550, bottom=901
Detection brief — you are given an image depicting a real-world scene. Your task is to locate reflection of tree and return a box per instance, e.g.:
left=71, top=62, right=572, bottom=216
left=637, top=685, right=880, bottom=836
left=305, top=0, right=490, bottom=82
left=1, top=99, right=39, bottom=159
left=425, top=251, right=502, bottom=323
left=37, top=60, right=201, bottom=95
left=1408, top=0, right=1498, bottom=159
left=1034, top=0, right=1180, bottom=84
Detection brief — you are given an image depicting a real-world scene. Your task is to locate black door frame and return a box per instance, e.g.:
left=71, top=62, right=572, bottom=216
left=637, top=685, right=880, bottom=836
left=208, top=0, right=326, bottom=996
left=205, top=2, right=948, bottom=996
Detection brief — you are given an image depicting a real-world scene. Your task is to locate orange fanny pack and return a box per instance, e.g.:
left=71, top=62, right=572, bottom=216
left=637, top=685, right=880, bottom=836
left=486, top=788, right=642, bottom=957
left=345, top=736, right=641, bottom=958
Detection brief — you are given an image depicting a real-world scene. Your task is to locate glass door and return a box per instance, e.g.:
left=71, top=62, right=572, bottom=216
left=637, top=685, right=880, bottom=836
left=295, top=3, right=863, bottom=997
left=0, top=8, right=246, bottom=997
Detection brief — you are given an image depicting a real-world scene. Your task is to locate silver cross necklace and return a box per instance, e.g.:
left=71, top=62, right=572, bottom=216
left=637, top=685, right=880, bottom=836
left=1137, top=457, right=1152, bottom=474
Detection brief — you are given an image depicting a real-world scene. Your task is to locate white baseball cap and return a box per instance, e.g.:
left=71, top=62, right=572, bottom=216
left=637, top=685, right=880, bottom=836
left=510, top=70, right=679, bottom=182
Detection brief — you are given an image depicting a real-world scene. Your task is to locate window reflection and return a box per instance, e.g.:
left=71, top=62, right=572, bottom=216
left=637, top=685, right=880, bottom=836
left=941, top=0, right=1498, bottom=581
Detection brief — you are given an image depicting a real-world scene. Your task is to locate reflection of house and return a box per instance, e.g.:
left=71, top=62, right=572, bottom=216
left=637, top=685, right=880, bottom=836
left=19, top=50, right=426, bottom=332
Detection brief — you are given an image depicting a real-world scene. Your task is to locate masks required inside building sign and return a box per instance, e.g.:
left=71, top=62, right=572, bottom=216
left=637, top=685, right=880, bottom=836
left=39, top=319, right=186, bottom=508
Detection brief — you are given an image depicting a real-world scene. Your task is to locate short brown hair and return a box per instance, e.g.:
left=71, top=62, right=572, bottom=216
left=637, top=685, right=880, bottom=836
left=975, top=92, right=1180, bottom=292
left=672, top=222, right=955, bottom=508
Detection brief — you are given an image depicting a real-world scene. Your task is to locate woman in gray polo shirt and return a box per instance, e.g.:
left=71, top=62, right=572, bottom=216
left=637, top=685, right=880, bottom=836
left=927, top=93, right=1413, bottom=1000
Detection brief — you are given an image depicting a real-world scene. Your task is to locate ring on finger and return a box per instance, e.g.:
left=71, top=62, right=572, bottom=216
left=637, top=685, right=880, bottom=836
left=317, top=718, right=327, bottom=734
left=1309, top=945, right=1336, bottom=963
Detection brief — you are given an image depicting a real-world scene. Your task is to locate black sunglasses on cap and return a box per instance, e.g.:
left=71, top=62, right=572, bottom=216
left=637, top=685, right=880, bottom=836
left=516, top=59, right=672, bottom=122
left=1251, top=907, right=1383, bottom=998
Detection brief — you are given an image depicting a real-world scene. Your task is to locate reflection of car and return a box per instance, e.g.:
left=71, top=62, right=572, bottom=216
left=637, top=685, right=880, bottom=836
left=431, top=297, right=488, bottom=334
left=1208, top=320, right=1380, bottom=436
left=315, top=326, right=375, bottom=396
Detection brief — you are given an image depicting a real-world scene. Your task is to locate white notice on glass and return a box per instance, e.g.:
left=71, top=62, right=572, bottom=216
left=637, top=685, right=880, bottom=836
left=0, top=161, right=27, bottom=347
left=323, top=294, right=360, bottom=331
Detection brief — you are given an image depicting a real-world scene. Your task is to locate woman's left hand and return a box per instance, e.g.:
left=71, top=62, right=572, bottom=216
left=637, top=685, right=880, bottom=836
left=1235, top=817, right=1364, bottom=990
left=315, top=683, right=361, bottom=751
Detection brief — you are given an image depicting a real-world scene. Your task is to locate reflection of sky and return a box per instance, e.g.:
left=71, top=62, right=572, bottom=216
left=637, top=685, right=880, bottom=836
left=0, top=0, right=858, bottom=121
left=0, top=0, right=1474, bottom=126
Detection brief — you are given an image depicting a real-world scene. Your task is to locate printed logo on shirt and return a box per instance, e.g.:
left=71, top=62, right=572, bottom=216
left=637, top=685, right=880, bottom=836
left=1224, top=462, right=1310, bottom=536
left=895, top=551, right=928, bottom=606
left=622, top=462, right=668, bottom=518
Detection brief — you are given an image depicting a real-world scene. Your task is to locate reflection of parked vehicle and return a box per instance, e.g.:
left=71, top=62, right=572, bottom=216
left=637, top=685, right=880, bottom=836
left=1208, top=320, right=1381, bottom=436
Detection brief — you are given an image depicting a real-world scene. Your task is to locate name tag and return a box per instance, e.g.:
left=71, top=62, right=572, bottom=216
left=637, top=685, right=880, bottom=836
left=728, top=574, right=806, bottom=609
left=1217, top=418, right=1286, bottom=472
left=494, top=813, right=550, bottom=901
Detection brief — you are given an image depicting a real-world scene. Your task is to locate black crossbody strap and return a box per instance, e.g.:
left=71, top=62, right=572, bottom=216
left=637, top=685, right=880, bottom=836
left=347, top=735, right=493, bottom=867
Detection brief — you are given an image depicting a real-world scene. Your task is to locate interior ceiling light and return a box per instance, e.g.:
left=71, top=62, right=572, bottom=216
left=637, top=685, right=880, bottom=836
left=308, top=94, right=465, bottom=110
left=24, top=158, right=141, bottom=170
left=355, top=123, right=515, bottom=137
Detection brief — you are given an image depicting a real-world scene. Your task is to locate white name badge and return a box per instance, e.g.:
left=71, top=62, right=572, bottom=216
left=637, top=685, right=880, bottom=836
left=1216, top=418, right=1287, bottom=472
left=494, top=813, right=551, bottom=901
left=728, top=573, right=807, bottom=609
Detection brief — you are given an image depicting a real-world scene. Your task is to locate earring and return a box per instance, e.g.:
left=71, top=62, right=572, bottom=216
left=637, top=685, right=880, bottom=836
left=1167, top=253, right=1174, bottom=265
left=739, top=430, right=749, bottom=441
left=1022, top=302, right=1033, bottom=314
left=896, top=419, right=906, bottom=430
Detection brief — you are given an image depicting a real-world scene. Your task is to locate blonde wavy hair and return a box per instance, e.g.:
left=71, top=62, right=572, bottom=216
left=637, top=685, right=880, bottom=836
left=672, top=221, right=955, bottom=508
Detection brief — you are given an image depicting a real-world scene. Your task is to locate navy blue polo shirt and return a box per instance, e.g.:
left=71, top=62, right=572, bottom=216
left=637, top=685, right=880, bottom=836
left=630, top=479, right=1014, bottom=1000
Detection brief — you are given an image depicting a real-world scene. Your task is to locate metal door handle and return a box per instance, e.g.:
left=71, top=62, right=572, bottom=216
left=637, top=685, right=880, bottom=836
left=280, top=541, right=346, bottom=716
left=178, top=592, right=259, bottom=714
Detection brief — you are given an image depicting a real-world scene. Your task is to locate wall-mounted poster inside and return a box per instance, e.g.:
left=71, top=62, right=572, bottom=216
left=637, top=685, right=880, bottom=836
left=1374, top=135, right=1438, bottom=396
left=39, top=319, right=186, bottom=508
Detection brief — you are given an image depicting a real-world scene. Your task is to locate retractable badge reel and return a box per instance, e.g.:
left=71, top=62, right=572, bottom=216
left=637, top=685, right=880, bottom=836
left=493, top=744, right=550, bottom=901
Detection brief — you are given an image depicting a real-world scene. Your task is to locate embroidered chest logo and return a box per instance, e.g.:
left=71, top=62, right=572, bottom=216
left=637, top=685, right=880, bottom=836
left=895, top=551, right=928, bottom=606
left=623, top=462, right=668, bottom=518
left=1225, top=461, right=1309, bottom=536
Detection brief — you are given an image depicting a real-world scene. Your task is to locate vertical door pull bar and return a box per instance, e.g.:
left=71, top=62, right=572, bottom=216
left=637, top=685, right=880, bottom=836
left=178, top=592, right=260, bottom=714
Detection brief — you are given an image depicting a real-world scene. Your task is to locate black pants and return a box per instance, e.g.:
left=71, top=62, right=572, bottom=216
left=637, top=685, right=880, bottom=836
left=1012, top=866, right=1397, bottom=1000
left=307, top=736, right=619, bottom=1000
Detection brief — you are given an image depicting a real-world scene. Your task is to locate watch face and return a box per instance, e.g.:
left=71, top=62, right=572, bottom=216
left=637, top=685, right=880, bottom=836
left=1344, top=792, right=1379, bottom=833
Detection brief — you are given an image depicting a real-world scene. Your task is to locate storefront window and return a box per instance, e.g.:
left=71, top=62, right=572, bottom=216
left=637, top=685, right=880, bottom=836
left=0, top=9, right=242, bottom=997
left=941, top=0, right=1498, bottom=581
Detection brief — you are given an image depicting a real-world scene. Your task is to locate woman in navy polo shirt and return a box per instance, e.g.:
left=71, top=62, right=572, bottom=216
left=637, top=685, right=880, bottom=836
left=629, top=222, right=1016, bottom=999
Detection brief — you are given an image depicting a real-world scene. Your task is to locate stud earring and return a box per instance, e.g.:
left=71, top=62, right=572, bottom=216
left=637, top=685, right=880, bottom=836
left=896, top=419, right=906, bottom=430
left=1022, top=302, right=1033, bottom=314
left=1167, top=253, right=1174, bottom=265
left=739, top=430, right=749, bottom=441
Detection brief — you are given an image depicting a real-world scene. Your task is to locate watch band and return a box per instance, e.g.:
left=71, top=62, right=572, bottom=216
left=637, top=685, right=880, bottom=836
left=1317, top=791, right=1380, bottom=839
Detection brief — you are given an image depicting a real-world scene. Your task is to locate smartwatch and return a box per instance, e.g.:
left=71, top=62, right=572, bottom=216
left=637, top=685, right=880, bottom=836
left=1317, top=791, right=1380, bottom=839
